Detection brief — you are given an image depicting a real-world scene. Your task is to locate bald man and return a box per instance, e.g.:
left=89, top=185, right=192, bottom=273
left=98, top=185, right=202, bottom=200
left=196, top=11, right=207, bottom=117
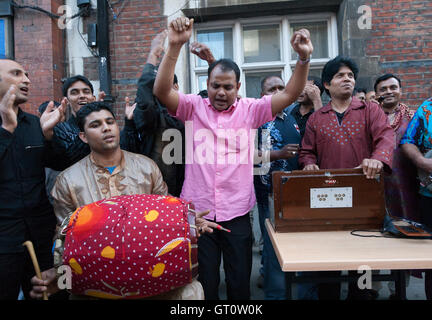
left=0, top=59, right=67, bottom=299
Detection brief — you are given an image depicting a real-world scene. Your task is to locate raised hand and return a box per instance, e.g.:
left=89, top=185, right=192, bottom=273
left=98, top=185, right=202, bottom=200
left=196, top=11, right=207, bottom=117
left=147, top=30, right=168, bottom=65
left=303, top=82, right=323, bottom=110
left=168, top=17, right=194, bottom=47
left=190, top=41, right=216, bottom=65
left=97, top=90, right=106, bottom=102
left=0, top=85, right=18, bottom=133
left=40, top=97, right=67, bottom=140
left=124, top=96, right=137, bottom=120
left=291, top=28, right=313, bottom=60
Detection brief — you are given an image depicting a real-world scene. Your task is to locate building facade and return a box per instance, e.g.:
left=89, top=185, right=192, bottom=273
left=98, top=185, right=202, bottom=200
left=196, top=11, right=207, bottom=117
left=3, top=0, right=431, bottom=118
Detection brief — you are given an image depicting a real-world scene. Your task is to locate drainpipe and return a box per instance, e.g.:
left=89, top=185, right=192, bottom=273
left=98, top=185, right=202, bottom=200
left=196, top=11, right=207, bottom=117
left=97, top=0, right=113, bottom=102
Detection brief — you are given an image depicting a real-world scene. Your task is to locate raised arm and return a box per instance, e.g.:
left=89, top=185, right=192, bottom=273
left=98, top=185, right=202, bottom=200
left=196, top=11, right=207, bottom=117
left=190, top=41, right=216, bottom=65
left=271, top=29, right=314, bottom=116
left=153, top=17, right=194, bottom=114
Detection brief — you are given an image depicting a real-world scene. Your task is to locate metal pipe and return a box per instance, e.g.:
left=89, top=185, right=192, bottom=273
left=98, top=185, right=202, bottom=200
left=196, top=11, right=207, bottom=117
left=97, top=0, right=113, bottom=102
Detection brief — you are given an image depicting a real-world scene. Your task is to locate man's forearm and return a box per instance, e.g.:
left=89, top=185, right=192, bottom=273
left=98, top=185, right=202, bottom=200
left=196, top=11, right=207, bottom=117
left=402, top=143, right=427, bottom=170
left=153, top=44, right=182, bottom=102
left=146, top=52, right=159, bottom=66
left=312, top=97, right=323, bottom=110
left=284, top=60, right=309, bottom=102
left=272, top=61, right=309, bottom=116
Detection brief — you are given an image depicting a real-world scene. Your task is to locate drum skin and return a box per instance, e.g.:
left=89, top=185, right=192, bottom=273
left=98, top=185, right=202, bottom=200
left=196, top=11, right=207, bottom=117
left=62, top=194, right=198, bottom=299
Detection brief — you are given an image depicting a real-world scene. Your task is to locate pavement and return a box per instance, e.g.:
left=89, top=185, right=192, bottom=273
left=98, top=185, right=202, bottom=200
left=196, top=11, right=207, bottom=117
left=217, top=206, right=427, bottom=300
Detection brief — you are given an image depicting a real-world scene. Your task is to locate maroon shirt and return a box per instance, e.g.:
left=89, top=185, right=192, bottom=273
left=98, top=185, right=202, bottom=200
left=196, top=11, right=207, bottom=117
left=299, top=97, right=394, bottom=171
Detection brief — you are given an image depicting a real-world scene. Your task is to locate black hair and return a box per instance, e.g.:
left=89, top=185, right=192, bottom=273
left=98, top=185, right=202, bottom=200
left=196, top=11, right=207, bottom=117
left=208, top=59, right=241, bottom=83
left=307, top=75, right=324, bottom=96
left=38, top=100, right=60, bottom=115
left=321, top=56, right=359, bottom=95
left=62, top=75, right=94, bottom=97
left=374, top=73, right=402, bottom=92
left=260, top=75, right=283, bottom=92
left=198, top=89, right=208, bottom=98
left=173, top=74, right=178, bottom=85
left=353, top=87, right=367, bottom=95
left=76, top=101, right=116, bottom=132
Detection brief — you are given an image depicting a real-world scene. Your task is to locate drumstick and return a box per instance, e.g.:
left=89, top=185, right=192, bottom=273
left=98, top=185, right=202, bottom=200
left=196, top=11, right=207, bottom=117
left=189, top=209, right=231, bottom=233
left=216, top=225, right=231, bottom=233
left=23, top=241, right=48, bottom=300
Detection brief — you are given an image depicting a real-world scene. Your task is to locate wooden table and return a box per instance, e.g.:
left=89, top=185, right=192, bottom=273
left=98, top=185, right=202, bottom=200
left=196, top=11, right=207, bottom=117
left=265, top=219, right=432, bottom=299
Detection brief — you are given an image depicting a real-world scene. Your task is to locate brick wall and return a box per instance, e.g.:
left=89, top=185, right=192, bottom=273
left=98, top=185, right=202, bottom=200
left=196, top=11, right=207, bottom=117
left=107, top=0, right=166, bottom=128
left=14, top=0, right=65, bottom=115
left=13, top=0, right=431, bottom=115
left=340, top=0, right=432, bottom=108
left=365, top=0, right=432, bottom=108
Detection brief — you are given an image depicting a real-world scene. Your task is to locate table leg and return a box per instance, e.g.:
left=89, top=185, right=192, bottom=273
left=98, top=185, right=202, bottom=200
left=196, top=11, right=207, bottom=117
left=394, top=270, right=407, bottom=300
left=285, top=272, right=295, bottom=300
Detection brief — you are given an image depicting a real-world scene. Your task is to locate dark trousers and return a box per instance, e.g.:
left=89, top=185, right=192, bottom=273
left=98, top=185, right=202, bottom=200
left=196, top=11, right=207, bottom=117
left=317, top=270, right=372, bottom=300
left=419, top=194, right=432, bottom=300
left=0, top=244, right=53, bottom=300
left=198, top=213, right=253, bottom=300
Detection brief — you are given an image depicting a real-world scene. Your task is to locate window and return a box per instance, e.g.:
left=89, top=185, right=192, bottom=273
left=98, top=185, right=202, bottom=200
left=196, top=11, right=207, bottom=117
left=190, top=14, right=338, bottom=99
left=0, top=17, right=13, bottom=59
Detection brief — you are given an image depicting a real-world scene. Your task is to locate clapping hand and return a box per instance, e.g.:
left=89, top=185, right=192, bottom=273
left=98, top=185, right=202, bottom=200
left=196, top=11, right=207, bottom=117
left=97, top=91, right=106, bottom=102
left=40, top=97, right=67, bottom=140
left=124, top=96, right=137, bottom=120
left=0, top=85, right=18, bottom=133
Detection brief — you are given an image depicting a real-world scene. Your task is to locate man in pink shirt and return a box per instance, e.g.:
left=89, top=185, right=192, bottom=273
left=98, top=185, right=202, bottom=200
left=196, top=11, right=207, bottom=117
left=153, top=17, right=313, bottom=299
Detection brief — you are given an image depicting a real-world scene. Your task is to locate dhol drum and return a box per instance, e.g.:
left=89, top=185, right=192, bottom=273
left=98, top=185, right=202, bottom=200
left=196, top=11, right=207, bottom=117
left=61, top=194, right=198, bottom=299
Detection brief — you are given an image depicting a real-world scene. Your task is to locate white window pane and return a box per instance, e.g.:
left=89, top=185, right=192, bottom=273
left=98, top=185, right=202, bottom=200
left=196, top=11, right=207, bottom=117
left=245, top=71, right=282, bottom=99
left=308, top=68, right=322, bottom=79
left=198, top=75, right=208, bottom=92
left=196, top=29, right=233, bottom=67
left=243, top=25, right=280, bottom=63
left=290, top=21, right=328, bottom=60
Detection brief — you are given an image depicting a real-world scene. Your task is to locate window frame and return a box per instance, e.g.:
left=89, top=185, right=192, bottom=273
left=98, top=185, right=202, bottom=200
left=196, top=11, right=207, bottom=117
left=0, top=16, right=13, bottom=59
left=189, top=12, right=338, bottom=98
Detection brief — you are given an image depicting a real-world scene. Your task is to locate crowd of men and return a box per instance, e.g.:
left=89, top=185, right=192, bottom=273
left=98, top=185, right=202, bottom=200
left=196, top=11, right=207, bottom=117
left=0, top=16, right=431, bottom=301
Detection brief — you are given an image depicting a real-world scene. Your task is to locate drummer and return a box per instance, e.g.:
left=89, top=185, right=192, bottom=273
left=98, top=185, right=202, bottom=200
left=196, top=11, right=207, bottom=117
left=29, top=102, right=218, bottom=299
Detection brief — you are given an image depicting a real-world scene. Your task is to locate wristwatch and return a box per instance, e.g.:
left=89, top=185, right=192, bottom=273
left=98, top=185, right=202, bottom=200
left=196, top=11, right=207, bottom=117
left=297, top=54, right=311, bottom=65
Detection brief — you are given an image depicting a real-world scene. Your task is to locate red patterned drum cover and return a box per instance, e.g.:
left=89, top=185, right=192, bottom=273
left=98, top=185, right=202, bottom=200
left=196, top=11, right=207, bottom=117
left=62, top=194, right=198, bottom=299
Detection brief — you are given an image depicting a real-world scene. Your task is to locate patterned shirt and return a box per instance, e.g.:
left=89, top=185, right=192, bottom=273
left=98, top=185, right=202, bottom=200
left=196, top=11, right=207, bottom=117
left=256, top=111, right=301, bottom=193
left=400, top=97, right=432, bottom=197
left=299, top=97, right=394, bottom=170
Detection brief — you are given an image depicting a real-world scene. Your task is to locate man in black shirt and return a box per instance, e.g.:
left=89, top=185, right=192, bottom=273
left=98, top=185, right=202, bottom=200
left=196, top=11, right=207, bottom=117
left=0, top=59, right=68, bottom=299
left=287, top=76, right=324, bottom=138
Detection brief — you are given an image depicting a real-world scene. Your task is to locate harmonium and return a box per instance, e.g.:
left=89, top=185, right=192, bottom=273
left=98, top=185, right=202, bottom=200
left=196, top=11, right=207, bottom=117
left=271, top=168, right=386, bottom=232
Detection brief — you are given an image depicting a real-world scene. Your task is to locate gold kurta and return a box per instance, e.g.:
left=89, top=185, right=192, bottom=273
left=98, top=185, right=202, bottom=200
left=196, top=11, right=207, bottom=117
left=51, top=150, right=168, bottom=224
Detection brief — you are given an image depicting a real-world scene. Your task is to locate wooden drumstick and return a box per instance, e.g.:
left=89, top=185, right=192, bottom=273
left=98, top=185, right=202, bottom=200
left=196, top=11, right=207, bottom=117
left=23, top=241, right=48, bottom=300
